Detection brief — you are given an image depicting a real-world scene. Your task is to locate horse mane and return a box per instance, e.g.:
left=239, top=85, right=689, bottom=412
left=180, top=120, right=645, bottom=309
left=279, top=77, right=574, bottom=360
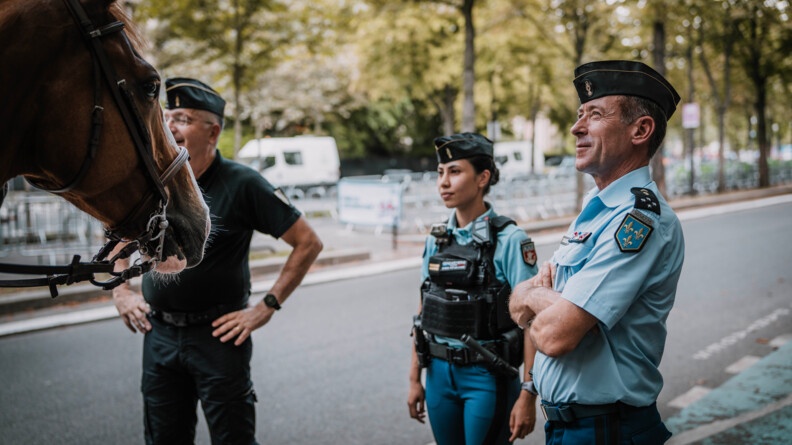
left=109, top=2, right=148, bottom=52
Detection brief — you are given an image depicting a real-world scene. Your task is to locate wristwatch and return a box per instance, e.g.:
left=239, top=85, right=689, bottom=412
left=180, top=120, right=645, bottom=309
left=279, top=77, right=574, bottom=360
left=263, top=293, right=281, bottom=311
left=521, top=380, right=538, bottom=396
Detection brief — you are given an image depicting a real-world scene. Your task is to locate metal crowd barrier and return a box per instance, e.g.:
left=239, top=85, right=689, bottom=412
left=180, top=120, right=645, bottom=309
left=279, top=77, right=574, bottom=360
left=3, top=161, right=790, bottom=264
left=0, top=191, right=105, bottom=265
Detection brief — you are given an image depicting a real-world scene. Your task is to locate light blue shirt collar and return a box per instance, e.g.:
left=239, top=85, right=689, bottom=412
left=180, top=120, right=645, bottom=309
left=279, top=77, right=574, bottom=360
left=586, top=166, right=653, bottom=209
left=447, top=203, right=495, bottom=232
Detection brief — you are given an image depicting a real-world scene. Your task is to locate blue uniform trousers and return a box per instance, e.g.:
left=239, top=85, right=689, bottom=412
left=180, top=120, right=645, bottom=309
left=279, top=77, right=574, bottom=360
left=426, top=358, right=520, bottom=445
left=542, top=402, right=671, bottom=445
left=142, top=316, right=259, bottom=445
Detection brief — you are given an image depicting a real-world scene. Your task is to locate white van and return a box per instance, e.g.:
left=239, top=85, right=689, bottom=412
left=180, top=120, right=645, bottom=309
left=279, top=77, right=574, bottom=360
left=493, top=140, right=543, bottom=179
left=237, top=136, right=340, bottom=189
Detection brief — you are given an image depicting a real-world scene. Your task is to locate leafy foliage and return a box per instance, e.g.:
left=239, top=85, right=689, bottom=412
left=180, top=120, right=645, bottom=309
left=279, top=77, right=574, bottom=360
left=129, top=0, right=790, bottom=176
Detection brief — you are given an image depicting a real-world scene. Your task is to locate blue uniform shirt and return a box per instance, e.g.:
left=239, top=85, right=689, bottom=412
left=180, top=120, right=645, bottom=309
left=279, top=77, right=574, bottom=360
left=533, top=167, right=685, bottom=407
left=422, top=205, right=538, bottom=346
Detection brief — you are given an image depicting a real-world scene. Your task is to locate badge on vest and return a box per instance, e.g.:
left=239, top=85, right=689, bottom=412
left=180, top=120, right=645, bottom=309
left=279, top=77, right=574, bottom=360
left=520, top=239, right=537, bottom=267
left=615, top=211, right=653, bottom=253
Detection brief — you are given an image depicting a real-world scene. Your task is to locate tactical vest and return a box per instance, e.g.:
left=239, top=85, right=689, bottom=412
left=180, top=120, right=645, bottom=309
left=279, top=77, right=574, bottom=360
left=419, top=215, right=518, bottom=340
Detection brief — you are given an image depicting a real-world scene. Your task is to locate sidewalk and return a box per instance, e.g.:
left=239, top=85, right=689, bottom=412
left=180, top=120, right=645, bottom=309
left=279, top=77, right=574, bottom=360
left=666, top=338, right=792, bottom=444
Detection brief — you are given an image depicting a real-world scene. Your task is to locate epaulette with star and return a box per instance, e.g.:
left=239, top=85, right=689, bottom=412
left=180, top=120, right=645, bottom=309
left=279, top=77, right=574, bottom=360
left=614, top=188, right=659, bottom=253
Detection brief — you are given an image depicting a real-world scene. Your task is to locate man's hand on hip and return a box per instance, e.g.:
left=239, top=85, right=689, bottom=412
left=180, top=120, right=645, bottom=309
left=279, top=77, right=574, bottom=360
left=212, top=303, right=274, bottom=346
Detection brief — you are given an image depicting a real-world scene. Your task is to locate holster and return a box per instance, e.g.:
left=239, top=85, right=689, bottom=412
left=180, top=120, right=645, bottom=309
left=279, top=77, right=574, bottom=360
left=412, top=315, right=430, bottom=368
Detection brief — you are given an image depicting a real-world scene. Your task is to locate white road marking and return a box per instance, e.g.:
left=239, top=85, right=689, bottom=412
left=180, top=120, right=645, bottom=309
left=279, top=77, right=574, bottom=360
left=668, top=385, right=713, bottom=409
left=692, top=307, right=792, bottom=360
left=769, top=333, right=792, bottom=349
left=725, top=355, right=761, bottom=374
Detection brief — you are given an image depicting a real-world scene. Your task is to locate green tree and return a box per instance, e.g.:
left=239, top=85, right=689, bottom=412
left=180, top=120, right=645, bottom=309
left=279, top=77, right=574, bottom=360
left=695, top=0, right=739, bottom=193
left=135, top=0, right=290, bottom=155
left=732, top=0, right=791, bottom=188
left=532, top=0, right=624, bottom=210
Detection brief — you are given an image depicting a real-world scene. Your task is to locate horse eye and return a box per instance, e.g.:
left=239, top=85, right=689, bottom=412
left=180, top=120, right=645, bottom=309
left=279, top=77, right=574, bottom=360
left=143, top=82, right=160, bottom=99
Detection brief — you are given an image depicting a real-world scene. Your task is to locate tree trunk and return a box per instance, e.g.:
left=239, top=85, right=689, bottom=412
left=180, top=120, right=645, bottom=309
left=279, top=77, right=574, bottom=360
left=460, top=0, right=476, bottom=132
left=650, top=18, right=667, bottom=196
left=441, top=85, right=457, bottom=135
left=232, top=0, right=243, bottom=157
left=755, top=82, right=769, bottom=187
left=716, top=19, right=733, bottom=193
left=528, top=81, right=540, bottom=175
left=685, top=25, right=696, bottom=195
left=745, top=8, right=770, bottom=188
left=573, top=18, right=586, bottom=212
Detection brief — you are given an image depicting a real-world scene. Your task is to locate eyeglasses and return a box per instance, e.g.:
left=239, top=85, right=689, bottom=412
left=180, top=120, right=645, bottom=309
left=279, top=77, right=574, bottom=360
left=165, top=115, right=214, bottom=127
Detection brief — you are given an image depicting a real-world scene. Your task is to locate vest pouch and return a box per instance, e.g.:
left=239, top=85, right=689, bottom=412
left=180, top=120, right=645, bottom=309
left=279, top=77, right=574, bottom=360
left=491, top=285, right=517, bottom=335
left=428, top=255, right=477, bottom=287
left=497, top=327, right=525, bottom=369
left=421, top=289, right=488, bottom=338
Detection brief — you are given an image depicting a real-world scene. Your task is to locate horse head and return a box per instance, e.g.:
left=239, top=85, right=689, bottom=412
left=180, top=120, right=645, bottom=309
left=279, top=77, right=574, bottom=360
left=0, top=0, right=210, bottom=273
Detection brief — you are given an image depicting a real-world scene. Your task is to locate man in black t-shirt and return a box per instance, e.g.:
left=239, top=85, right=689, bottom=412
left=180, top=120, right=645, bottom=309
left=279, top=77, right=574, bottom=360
left=112, top=78, right=323, bottom=444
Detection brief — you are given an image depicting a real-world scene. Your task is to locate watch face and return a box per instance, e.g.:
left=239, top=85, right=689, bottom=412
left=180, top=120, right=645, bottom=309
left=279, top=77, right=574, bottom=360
left=265, top=294, right=280, bottom=309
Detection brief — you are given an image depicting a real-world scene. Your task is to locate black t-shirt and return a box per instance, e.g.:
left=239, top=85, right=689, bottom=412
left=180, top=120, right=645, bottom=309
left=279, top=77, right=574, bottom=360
left=142, top=151, right=301, bottom=312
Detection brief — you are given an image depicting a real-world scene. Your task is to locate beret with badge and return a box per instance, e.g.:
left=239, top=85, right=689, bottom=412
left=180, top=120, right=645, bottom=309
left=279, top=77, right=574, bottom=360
left=434, top=132, right=494, bottom=164
left=573, top=60, right=681, bottom=120
left=165, top=77, right=226, bottom=118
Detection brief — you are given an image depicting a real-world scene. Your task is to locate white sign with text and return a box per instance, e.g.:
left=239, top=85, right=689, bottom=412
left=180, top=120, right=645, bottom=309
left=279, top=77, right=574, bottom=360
left=337, top=179, right=403, bottom=226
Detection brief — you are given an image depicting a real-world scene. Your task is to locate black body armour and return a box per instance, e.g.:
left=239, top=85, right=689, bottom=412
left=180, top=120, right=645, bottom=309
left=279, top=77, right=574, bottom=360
left=420, top=215, right=518, bottom=340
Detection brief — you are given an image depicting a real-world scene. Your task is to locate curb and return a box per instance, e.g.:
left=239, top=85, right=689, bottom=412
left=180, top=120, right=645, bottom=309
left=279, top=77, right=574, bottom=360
left=0, top=254, right=421, bottom=338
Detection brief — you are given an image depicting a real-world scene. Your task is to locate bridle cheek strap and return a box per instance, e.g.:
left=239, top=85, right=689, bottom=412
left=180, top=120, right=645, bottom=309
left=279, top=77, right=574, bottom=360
left=0, top=1, right=189, bottom=297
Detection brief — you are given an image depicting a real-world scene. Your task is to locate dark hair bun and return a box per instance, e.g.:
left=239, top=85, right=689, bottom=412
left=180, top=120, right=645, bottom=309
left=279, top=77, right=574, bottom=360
left=489, top=161, right=500, bottom=186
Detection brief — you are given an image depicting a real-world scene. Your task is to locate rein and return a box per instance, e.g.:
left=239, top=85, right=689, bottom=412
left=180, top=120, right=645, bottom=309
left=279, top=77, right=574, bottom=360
left=0, top=0, right=189, bottom=297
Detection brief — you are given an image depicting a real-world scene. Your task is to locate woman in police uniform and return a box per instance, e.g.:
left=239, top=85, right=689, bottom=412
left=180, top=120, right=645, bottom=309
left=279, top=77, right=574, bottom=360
left=408, top=133, right=539, bottom=444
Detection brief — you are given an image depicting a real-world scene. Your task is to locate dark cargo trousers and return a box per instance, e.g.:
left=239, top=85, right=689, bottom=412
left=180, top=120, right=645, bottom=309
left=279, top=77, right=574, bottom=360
left=142, top=316, right=259, bottom=445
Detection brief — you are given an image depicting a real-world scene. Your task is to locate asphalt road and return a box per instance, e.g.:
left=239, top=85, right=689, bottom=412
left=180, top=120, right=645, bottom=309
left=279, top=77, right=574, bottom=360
left=0, top=198, right=790, bottom=445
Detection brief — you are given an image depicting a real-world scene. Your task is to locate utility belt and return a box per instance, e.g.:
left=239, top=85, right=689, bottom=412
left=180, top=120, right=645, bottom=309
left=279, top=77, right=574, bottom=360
left=149, top=304, right=243, bottom=327
left=427, top=341, right=494, bottom=366
left=413, top=317, right=523, bottom=376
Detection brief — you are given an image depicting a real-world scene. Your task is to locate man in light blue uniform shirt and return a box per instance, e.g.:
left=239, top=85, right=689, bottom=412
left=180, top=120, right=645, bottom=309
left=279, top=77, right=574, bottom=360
left=510, top=60, right=684, bottom=444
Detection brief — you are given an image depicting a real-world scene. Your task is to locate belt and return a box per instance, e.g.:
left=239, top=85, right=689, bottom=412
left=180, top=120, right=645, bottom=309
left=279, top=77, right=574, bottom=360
left=150, top=304, right=242, bottom=327
left=540, top=402, right=620, bottom=423
left=428, top=341, right=491, bottom=366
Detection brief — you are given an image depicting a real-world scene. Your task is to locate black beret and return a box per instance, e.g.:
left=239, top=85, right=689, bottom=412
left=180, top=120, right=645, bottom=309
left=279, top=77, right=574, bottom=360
left=573, top=60, right=681, bottom=120
left=434, top=132, right=493, bottom=164
left=165, top=77, right=226, bottom=118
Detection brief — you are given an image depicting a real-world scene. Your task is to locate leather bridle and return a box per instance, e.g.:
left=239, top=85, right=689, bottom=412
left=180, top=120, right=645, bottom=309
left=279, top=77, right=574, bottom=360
left=0, top=0, right=190, bottom=297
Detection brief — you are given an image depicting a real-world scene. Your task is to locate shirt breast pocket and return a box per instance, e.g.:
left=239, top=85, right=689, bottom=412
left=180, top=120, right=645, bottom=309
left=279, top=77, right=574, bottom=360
left=554, top=242, right=593, bottom=276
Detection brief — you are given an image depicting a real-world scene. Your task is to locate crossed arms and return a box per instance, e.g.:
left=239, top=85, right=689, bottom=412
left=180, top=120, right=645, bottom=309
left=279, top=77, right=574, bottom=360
left=509, top=261, right=598, bottom=357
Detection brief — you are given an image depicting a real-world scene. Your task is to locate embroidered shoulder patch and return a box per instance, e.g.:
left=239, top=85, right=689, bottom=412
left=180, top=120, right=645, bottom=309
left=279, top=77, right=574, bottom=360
left=520, top=239, right=537, bottom=267
left=615, top=211, right=653, bottom=252
left=631, top=187, right=660, bottom=215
